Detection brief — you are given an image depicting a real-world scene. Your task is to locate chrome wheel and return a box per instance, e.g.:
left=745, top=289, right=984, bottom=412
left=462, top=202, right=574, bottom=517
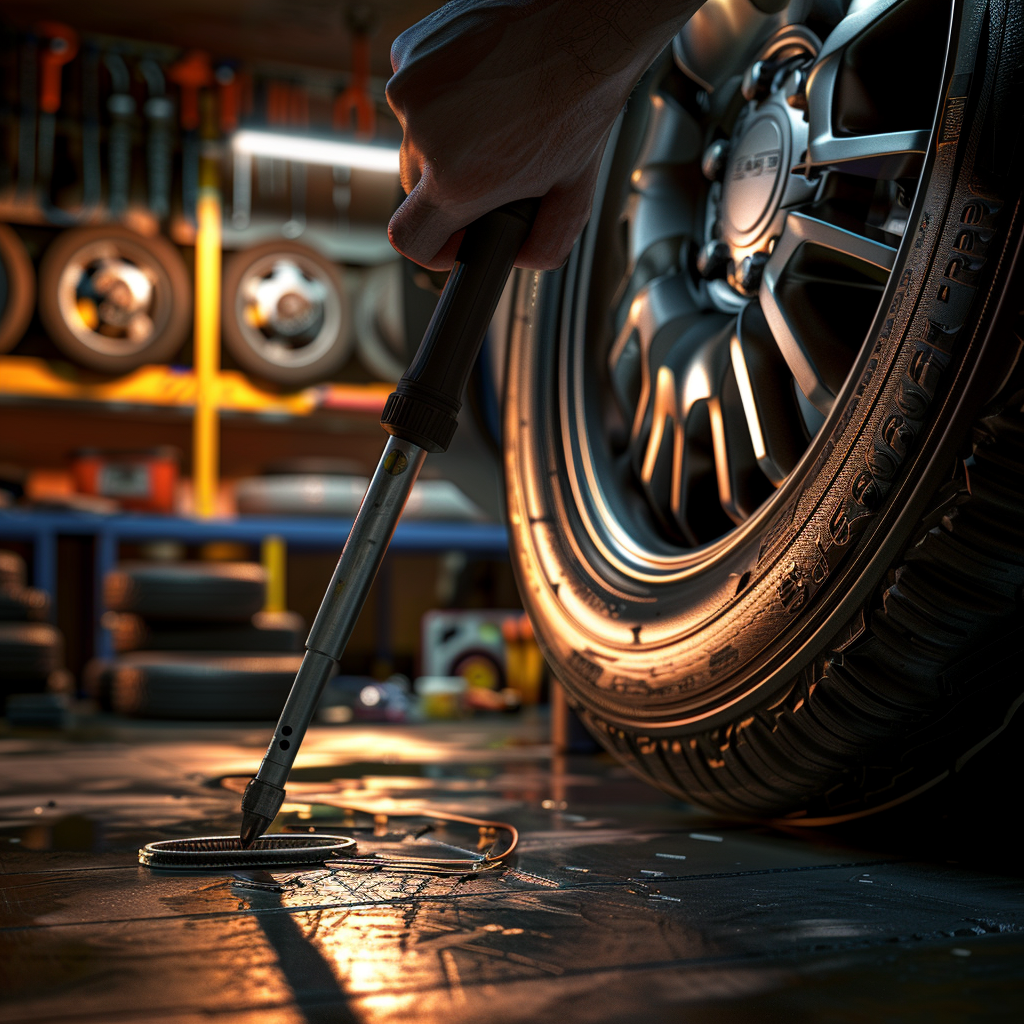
left=222, top=241, right=354, bottom=387
left=587, top=0, right=946, bottom=551
left=56, top=242, right=171, bottom=356
left=38, top=226, right=192, bottom=374
left=236, top=256, right=344, bottom=371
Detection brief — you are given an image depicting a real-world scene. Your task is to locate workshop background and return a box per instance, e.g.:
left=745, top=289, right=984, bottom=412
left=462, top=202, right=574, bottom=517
left=0, top=0, right=536, bottom=728
left=1, top=2, right=1023, bottom=1023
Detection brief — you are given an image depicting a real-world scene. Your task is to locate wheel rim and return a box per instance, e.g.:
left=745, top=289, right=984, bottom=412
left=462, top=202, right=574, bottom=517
left=234, top=253, right=345, bottom=370
left=563, top=0, right=949, bottom=582
left=56, top=239, right=169, bottom=356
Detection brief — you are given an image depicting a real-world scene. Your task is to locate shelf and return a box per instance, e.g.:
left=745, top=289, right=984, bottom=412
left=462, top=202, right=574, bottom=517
left=0, top=355, right=392, bottom=419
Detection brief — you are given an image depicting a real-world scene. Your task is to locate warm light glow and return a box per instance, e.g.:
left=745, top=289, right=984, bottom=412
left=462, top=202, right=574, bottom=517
left=232, top=129, right=401, bottom=173
left=730, top=335, right=767, bottom=461
left=360, top=686, right=382, bottom=707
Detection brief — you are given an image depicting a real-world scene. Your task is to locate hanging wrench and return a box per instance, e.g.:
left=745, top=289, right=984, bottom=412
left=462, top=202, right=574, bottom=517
left=104, top=52, right=135, bottom=218
left=16, top=32, right=37, bottom=201
left=81, top=44, right=102, bottom=211
left=139, top=58, right=173, bottom=220
left=216, top=64, right=251, bottom=230
left=36, top=21, right=78, bottom=223
left=168, top=50, right=212, bottom=226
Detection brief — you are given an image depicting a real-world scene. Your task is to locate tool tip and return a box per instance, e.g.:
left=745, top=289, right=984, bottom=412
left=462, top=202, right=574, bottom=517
left=239, top=811, right=272, bottom=849
left=239, top=775, right=286, bottom=847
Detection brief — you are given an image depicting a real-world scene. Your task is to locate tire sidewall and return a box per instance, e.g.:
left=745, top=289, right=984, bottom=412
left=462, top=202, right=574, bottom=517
left=0, top=223, right=37, bottom=356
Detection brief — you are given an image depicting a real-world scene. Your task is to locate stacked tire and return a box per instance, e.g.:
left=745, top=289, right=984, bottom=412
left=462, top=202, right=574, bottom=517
left=0, top=551, right=70, bottom=724
left=89, top=560, right=306, bottom=720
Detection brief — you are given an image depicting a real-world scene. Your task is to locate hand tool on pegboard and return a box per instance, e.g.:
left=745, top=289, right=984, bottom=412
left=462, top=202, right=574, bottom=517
left=216, top=64, right=251, bottom=229
left=332, top=24, right=375, bottom=138
left=36, top=22, right=78, bottom=224
left=168, top=50, right=212, bottom=226
left=16, top=32, right=37, bottom=200
left=80, top=45, right=102, bottom=211
left=238, top=196, right=540, bottom=845
left=139, top=58, right=173, bottom=220
left=331, top=14, right=376, bottom=224
left=103, top=52, right=135, bottom=217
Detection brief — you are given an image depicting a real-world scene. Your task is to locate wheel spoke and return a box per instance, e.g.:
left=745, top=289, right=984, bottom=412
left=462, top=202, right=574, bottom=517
left=714, top=364, right=766, bottom=524
left=613, top=91, right=702, bottom=323
left=760, top=211, right=896, bottom=413
left=804, top=129, right=930, bottom=180
left=803, top=0, right=947, bottom=179
left=631, top=93, right=701, bottom=188
left=731, top=303, right=808, bottom=486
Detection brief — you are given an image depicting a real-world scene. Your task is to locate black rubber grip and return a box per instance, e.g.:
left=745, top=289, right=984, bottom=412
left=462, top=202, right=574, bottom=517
left=381, top=197, right=541, bottom=452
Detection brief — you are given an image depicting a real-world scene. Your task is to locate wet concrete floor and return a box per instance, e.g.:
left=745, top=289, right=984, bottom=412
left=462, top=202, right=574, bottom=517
left=1, top=715, right=1022, bottom=1023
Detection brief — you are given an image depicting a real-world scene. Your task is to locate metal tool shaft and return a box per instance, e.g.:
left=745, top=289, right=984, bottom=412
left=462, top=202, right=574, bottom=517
left=239, top=436, right=426, bottom=842
left=239, top=197, right=540, bottom=846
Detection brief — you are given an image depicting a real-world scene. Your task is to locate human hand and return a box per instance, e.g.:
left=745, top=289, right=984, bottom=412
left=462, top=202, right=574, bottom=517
left=386, top=0, right=699, bottom=270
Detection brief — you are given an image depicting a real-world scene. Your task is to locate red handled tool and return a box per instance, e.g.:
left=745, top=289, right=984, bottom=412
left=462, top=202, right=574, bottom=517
left=36, top=21, right=78, bottom=221
left=168, top=50, right=212, bottom=225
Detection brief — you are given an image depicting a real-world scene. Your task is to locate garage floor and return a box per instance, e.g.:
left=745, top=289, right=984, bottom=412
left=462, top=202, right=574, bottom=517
left=1, top=715, right=1022, bottom=1023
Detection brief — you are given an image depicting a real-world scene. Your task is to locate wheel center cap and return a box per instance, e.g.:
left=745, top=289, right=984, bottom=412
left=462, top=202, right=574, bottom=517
left=721, top=116, right=784, bottom=241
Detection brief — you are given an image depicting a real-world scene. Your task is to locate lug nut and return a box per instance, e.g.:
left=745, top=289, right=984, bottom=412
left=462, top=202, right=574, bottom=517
left=701, top=139, right=730, bottom=182
left=786, top=67, right=809, bottom=112
left=741, top=60, right=776, bottom=102
left=697, top=240, right=731, bottom=280
left=736, top=251, right=769, bottom=293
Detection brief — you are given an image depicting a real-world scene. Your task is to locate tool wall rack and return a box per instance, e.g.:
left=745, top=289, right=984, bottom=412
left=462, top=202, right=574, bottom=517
left=0, top=509, right=509, bottom=659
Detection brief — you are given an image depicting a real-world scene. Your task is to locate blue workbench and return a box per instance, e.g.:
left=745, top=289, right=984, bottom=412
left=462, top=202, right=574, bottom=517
left=0, top=509, right=509, bottom=658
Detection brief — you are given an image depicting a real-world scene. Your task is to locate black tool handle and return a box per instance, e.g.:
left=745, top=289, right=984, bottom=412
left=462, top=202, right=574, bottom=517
left=381, top=196, right=540, bottom=453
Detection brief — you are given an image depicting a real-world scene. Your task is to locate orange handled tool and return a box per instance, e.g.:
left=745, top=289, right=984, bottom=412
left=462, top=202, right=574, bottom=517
left=36, top=22, right=78, bottom=221
left=168, top=50, right=212, bottom=223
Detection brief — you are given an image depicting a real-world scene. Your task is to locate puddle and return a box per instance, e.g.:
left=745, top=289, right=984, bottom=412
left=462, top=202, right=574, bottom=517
left=1, top=814, right=103, bottom=851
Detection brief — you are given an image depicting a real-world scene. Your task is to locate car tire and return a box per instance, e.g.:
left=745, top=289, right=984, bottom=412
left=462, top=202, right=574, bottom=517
left=104, top=562, right=267, bottom=622
left=106, top=609, right=305, bottom=653
left=0, top=586, right=51, bottom=622
left=222, top=241, right=353, bottom=388
left=37, top=226, right=192, bottom=374
left=0, top=551, right=27, bottom=589
left=108, top=652, right=304, bottom=720
left=0, top=224, right=36, bottom=355
left=504, top=0, right=1024, bottom=822
left=0, top=622, right=64, bottom=682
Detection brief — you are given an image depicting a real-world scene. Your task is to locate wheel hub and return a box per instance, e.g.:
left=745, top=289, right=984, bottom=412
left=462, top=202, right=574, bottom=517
left=703, top=34, right=819, bottom=300
left=720, top=114, right=785, bottom=240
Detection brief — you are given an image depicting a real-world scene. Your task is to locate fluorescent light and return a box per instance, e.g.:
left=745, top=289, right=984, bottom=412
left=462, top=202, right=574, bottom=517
left=232, top=129, right=401, bottom=173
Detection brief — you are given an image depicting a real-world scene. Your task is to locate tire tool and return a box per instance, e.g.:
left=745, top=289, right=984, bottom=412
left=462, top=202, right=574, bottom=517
left=81, top=45, right=102, bottom=210
left=16, top=33, right=37, bottom=200
left=332, top=26, right=374, bottom=223
left=36, top=22, right=78, bottom=223
left=168, top=50, right=211, bottom=226
left=238, top=197, right=539, bottom=845
left=139, top=58, right=173, bottom=219
left=216, top=65, right=250, bottom=230
left=104, top=53, right=135, bottom=217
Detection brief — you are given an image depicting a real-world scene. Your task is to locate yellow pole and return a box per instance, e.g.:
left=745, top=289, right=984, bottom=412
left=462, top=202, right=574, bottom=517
left=192, top=120, right=222, bottom=519
left=261, top=535, right=287, bottom=613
